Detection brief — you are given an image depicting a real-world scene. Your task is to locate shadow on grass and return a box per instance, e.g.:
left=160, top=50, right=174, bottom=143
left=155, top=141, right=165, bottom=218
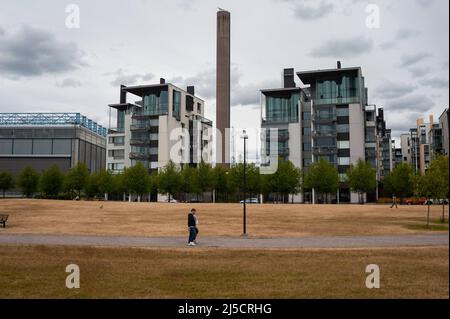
left=405, top=223, right=449, bottom=231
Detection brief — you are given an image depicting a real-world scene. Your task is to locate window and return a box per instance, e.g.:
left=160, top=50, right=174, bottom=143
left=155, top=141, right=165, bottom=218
left=338, top=141, right=350, bottom=149
left=117, top=110, right=125, bottom=132
left=108, top=149, right=124, bottom=159
left=141, top=89, right=168, bottom=116
left=337, top=124, right=349, bottom=133
left=109, top=136, right=124, bottom=145
left=108, top=163, right=124, bottom=171
left=150, top=162, right=158, bottom=169
left=303, top=158, right=312, bottom=167
left=265, top=92, right=299, bottom=123
left=338, top=157, right=350, bottom=165
left=302, top=127, right=311, bottom=135
left=315, top=75, right=359, bottom=105
left=303, top=112, right=311, bottom=120
left=149, top=147, right=158, bottom=155
left=336, top=107, right=349, bottom=117
left=173, top=90, right=181, bottom=121
left=303, top=143, right=311, bottom=151
left=197, top=103, right=201, bottom=113
left=150, top=133, right=159, bottom=141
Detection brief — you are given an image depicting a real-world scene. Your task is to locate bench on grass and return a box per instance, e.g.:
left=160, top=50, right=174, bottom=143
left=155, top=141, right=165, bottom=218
left=0, top=214, right=8, bottom=228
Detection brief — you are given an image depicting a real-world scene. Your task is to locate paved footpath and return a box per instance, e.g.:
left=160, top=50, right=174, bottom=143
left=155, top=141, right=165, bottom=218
left=0, top=233, right=448, bottom=249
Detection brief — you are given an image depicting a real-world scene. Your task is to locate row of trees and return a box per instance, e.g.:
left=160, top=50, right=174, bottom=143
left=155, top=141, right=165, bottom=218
left=0, top=156, right=447, bottom=209
left=383, top=157, right=449, bottom=223
left=0, top=157, right=367, bottom=203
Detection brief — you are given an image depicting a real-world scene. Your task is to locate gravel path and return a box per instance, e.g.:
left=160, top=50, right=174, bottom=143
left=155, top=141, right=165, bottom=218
left=0, top=233, right=448, bottom=248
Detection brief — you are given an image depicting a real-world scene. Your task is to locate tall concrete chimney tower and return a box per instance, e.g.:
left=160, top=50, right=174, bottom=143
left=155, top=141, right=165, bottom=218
left=216, top=9, right=230, bottom=166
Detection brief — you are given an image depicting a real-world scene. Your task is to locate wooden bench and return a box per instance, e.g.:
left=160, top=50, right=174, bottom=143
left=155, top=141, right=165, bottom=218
left=0, top=214, right=8, bottom=228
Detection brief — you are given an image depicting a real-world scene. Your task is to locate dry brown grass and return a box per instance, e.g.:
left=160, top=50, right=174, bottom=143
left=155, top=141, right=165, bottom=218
left=0, top=199, right=448, bottom=237
left=0, top=245, right=447, bottom=298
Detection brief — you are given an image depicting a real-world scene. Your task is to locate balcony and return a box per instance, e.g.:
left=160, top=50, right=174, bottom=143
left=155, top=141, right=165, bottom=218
left=129, top=152, right=152, bottom=160
left=313, top=130, right=337, bottom=137
left=130, top=124, right=153, bottom=131
left=312, top=146, right=338, bottom=155
left=312, top=113, right=337, bottom=123
left=132, top=107, right=168, bottom=118
left=130, top=138, right=151, bottom=146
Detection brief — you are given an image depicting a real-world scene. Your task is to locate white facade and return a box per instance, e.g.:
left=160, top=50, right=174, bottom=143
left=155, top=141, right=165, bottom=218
left=106, top=82, right=212, bottom=201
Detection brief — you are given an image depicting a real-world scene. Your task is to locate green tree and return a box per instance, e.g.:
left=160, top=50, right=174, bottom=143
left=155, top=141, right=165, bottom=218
left=112, top=172, right=127, bottom=201
left=39, top=165, right=65, bottom=198
left=427, top=156, right=449, bottom=222
left=304, top=158, right=339, bottom=204
left=417, top=172, right=436, bottom=227
left=97, top=169, right=114, bottom=200
left=123, top=162, right=150, bottom=201
left=158, top=161, right=182, bottom=202
left=229, top=163, right=261, bottom=201
left=18, top=166, right=40, bottom=198
left=0, top=171, right=15, bottom=197
left=85, top=172, right=100, bottom=199
left=383, top=163, right=415, bottom=201
left=212, top=165, right=229, bottom=202
left=346, top=158, right=377, bottom=204
left=148, top=171, right=159, bottom=202
left=197, top=162, right=213, bottom=201
left=261, top=158, right=302, bottom=203
left=65, top=163, right=89, bottom=198
left=181, top=165, right=199, bottom=201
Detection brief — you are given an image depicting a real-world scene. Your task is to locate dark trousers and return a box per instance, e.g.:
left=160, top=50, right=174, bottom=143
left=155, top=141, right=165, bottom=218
left=188, top=226, right=197, bottom=243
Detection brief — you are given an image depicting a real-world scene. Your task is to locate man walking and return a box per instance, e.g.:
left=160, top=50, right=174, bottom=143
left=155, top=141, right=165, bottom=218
left=390, top=195, right=398, bottom=208
left=187, top=208, right=197, bottom=246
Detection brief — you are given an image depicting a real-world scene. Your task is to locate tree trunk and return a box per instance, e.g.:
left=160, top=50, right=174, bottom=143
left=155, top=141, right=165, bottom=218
left=427, top=203, right=430, bottom=228
left=442, top=203, right=445, bottom=223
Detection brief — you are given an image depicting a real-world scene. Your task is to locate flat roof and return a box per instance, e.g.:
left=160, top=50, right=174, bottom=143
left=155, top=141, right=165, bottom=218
left=0, top=113, right=107, bottom=137
left=260, top=87, right=301, bottom=95
left=123, top=83, right=205, bottom=102
left=297, top=67, right=361, bottom=84
left=108, top=103, right=140, bottom=111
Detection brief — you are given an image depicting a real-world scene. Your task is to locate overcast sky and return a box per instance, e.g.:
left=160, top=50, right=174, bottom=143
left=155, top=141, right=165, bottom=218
left=0, top=0, right=448, bottom=160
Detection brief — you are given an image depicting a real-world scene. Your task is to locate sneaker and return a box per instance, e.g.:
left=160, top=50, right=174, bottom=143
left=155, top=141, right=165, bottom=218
left=188, top=242, right=196, bottom=246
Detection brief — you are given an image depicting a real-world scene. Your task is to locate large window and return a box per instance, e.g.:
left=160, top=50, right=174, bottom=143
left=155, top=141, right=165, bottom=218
left=265, top=92, right=299, bottom=123
left=173, top=90, right=181, bottom=121
left=315, top=75, right=359, bottom=105
left=117, top=110, right=125, bottom=132
left=141, top=89, right=168, bottom=116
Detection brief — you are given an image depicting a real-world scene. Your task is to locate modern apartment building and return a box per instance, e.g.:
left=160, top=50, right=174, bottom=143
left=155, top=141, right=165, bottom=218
left=376, top=108, right=394, bottom=179
left=106, top=79, right=213, bottom=179
left=439, top=108, right=449, bottom=155
left=0, top=113, right=107, bottom=195
left=405, top=115, right=444, bottom=174
left=261, top=63, right=378, bottom=203
left=400, top=133, right=412, bottom=164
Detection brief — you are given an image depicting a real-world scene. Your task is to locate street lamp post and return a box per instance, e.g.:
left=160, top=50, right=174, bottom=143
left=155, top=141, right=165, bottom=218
left=241, top=130, right=248, bottom=236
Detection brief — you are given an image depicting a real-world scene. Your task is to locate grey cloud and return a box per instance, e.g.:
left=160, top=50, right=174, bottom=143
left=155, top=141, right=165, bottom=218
left=108, top=69, right=154, bottom=86
left=0, top=25, right=85, bottom=79
left=387, top=111, right=422, bottom=133
left=388, top=94, right=435, bottom=112
left=374, top=81, right=416, bottom=99
left=380, top=29, right=420, bottom=50
left=407, top=66, right=431, bottom=77
left=399, top=52, right=431, bottom=67
left=420, top=77, right=449, bottom=89
left=170, top=66, right=278, bottom=107
left=290, top=0, right=334, bottom=20
left=310, top=36, right=373, bottom=58
left=415, top=0, right=436, bottom=7
left=56, top=78, right=82, bottom=88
